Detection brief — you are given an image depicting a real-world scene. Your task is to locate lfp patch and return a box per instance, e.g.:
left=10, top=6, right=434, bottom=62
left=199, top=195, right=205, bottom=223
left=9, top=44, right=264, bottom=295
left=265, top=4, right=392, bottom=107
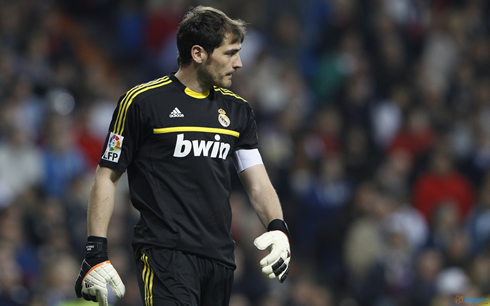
left=102, top=132, right=124, bottom=163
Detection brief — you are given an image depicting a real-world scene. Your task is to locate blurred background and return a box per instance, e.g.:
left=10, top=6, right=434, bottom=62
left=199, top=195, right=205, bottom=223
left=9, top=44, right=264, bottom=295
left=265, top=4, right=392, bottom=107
left=0, top=0, right=489, bottom=305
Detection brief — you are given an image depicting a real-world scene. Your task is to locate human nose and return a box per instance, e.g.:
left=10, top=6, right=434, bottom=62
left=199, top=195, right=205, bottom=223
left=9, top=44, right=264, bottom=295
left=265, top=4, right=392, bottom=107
left=233, top=53, right=242, bottom=69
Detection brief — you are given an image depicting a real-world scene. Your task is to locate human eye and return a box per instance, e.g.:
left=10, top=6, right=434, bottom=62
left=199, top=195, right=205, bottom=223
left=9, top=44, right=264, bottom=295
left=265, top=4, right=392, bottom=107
left=226, top=49, right=240, bottom=56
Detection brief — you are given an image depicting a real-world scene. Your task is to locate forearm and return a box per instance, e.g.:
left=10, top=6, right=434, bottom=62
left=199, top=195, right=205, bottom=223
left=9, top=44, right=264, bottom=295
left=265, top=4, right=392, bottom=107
left=249, top=182, right=283, bottom=228
left=76, top=166, right=126, bottom=301
left=239, top=164, right=284, bottom=228
left=246, top=165, right=291, bottom=284
left=87, top=166, right=121, bottom=237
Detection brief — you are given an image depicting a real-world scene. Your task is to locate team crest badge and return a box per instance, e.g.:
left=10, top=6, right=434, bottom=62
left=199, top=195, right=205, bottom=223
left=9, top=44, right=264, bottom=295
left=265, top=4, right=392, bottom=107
left=218, top=109, right=230, bottom=127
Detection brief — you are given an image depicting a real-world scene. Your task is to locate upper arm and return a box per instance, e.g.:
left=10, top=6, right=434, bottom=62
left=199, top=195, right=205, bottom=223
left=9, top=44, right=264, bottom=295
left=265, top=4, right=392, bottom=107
left=99, top=94, right=148, bottom=173
left=234, top=105, right=259, bottom=151
left=233, top=148, right=263, bottom=173
left=238, top=163, right=271, bottom=195
left=94, top=165, right=123, bottom=186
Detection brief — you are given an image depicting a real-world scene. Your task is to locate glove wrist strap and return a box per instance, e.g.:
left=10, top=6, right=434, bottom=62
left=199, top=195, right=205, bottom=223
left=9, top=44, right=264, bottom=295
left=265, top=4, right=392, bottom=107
left=267, top=219, right=290, bottom=239
left=85, top=236, right=108, bottom=266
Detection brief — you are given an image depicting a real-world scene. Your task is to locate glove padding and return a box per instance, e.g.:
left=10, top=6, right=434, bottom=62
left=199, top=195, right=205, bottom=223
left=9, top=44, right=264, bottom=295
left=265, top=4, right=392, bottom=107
left=75, top=237, right=125, bottom=305
left=254, top=230, right=291, bottom=283
left=75, top=259, right=125, bottom=305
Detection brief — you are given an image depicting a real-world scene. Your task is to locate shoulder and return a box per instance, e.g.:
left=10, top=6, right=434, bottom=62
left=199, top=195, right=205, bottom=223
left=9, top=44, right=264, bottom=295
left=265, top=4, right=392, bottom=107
left=214, top=87, right=249, bottom=107
left=120, top=76, right=175, bottom=106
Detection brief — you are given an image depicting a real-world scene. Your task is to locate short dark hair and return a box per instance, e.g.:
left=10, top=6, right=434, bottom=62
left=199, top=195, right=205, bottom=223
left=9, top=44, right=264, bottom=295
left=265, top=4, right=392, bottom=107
left=177, top=6, right=246, bottom=67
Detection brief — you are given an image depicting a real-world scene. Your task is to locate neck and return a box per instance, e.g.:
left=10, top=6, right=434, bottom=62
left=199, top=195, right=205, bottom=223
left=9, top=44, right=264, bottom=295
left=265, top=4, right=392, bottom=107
left=174, top=66, right=210, bottom=93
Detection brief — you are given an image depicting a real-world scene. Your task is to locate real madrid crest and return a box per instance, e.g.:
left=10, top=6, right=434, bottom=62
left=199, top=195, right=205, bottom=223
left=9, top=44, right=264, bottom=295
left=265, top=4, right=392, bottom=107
left=218, top=108, right=230, bottom=127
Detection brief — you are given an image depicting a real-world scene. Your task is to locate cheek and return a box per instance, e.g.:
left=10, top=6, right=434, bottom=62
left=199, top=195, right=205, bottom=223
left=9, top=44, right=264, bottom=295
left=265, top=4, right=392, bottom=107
left=206, top=63, right=220, bottom=75
left=215, top=59, right=229, bottom=72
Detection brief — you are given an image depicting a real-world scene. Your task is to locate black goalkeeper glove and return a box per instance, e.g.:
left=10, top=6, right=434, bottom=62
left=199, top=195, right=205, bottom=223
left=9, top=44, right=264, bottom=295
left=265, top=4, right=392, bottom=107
left=254, top=219, right=291, bottom=283
left=75, top=236, right=125, bottom=305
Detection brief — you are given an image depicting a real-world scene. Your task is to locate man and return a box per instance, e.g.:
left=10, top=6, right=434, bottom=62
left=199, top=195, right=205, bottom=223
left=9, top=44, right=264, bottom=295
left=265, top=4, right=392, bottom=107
left=75, top=6, right=291, bottom=306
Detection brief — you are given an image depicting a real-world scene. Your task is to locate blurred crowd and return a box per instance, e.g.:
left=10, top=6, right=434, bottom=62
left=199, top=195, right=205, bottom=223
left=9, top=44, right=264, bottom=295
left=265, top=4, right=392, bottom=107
left=0, top=0, right=490, bottom=305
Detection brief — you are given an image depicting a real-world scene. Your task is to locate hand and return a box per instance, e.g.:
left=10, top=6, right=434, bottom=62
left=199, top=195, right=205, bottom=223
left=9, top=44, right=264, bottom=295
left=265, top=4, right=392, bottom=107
left=75, top=237, right=125, bottom=305
left=254, top=230, right=291, bottom=283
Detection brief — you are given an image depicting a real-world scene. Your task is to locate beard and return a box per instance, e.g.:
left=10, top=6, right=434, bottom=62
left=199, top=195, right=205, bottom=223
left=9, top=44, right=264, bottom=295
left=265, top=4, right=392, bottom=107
left=197, top=61, right=232, bottom=89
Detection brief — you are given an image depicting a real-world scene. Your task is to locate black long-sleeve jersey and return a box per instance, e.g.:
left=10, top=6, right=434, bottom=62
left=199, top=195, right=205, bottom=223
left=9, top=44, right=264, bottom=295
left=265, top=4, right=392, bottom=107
left=99, top=74, right=259, bottom=268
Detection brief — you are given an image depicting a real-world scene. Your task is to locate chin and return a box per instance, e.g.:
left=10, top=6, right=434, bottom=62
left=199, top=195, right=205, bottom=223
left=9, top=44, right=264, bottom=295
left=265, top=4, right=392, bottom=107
left=221, top=78, right=233, bottom=88
left=215, top=81, right=231, bottom=89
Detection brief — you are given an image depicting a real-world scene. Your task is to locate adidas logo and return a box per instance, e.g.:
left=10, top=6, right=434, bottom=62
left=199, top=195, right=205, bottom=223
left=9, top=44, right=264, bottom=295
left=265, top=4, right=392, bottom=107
left=169, top=107, right=184, bottom=118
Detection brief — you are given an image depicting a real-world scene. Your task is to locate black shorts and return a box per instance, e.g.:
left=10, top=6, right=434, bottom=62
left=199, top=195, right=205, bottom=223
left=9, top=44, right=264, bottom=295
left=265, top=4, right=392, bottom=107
left=135, top=248, right=234, bottom=306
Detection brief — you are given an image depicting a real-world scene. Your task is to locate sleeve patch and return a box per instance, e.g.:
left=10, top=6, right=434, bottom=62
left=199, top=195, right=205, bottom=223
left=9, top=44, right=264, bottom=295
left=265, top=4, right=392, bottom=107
left=102, top=132, right=124, bottom=163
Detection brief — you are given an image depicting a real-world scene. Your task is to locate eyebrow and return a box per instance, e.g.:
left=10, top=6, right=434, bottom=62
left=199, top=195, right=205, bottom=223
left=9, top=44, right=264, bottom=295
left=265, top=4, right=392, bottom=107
left=225, top=47, right=241, bottom=54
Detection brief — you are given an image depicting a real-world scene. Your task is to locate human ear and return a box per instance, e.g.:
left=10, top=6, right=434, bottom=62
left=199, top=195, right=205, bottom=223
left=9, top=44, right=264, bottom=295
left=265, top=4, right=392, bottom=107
left=191, top=45, right=207, bottom=64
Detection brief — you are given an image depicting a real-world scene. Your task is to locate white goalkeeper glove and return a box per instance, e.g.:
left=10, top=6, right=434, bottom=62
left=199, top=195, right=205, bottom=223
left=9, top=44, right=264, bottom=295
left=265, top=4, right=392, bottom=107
left=254, top=219, right=291, bottom=283
left=75, top=236, right=125, bottom=305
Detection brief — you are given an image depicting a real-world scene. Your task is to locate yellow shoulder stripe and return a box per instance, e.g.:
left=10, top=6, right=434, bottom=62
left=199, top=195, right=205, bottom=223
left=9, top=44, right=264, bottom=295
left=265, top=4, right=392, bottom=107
left=214, top=87, right=247, bottom=102
left=113, top=76, right=172, bottom=135
left=154, top=126, right=240, bottom=138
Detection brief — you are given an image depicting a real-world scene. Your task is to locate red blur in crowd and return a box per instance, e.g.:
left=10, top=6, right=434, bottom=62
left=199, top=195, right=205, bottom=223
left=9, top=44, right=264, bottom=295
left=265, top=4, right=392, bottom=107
left=413, top=149, right=476, bottom=222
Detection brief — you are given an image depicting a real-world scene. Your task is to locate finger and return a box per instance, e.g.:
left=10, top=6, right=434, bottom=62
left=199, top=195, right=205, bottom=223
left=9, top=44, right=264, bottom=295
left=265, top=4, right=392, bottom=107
left=278, top=265, right=290, bottom=283
left=97, top=262, right=125, bottom=299
left=259, top=250, right=280, bottom=267
left=261, top=257, right=283, bottom=275
left=97, top=290, right=108, bottom=306
left=82, top=276, right=108, bottom=303
left=263, top=257, right=289, bottom=277
left=272, top=258, right=287, bottom=276
left=75, top=277, right=83, bottom=298
left=108, top=275, right=126, bottom=299
left=261, top=268, right=276, bottom=280
left=260, top=247, right=289, bottom=267
left=264, top=257, right=290, bottom=282
left=254, top=232, right=274, bottom=251
left=82, top=292, right=97, bottom=302
left=278, top=257, right=290, bottom=282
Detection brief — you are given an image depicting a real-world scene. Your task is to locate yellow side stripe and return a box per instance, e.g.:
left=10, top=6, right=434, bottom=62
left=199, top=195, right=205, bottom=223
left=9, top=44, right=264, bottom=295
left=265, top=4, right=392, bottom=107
left=153, top=126, right=240, bottom=138
left=141, top=254, right=148, bottom=306
left=114, top=77, right=172, bottom=135
left=141, top=253, right=154, bottom=306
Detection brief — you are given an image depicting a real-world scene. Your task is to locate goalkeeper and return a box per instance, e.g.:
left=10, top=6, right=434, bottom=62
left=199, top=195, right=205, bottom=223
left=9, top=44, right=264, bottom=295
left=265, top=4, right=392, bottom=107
left=75, top=5, right=290, bottom=306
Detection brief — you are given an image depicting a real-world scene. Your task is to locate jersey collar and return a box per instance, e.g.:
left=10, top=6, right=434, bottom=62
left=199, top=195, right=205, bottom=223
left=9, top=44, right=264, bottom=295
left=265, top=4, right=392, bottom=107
left=169, top=74, right=214, bottom=100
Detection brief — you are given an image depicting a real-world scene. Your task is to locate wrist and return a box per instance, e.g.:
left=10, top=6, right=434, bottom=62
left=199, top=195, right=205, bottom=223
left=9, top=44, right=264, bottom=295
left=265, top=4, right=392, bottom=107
left=87, top=236, right=108, bottom=244
left=85, top=236, right=108, bottom=266
left=267, top=219, right=290, bottom=239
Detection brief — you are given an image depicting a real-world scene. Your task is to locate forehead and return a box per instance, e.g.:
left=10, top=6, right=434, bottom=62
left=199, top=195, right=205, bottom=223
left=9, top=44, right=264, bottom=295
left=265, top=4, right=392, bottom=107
left=215, top=34, right=241, bottom=52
